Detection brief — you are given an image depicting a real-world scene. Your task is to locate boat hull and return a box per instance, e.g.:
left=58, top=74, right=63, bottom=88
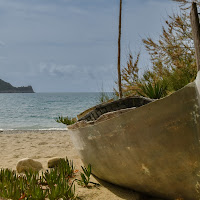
left=69, top=74, right=200, bottom=199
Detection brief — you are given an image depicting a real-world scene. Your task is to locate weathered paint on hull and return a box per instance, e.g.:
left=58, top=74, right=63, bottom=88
left=69, top=73, right=200, bottom=200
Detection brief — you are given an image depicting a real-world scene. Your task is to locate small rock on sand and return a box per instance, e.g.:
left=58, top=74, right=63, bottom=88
left=47, top=157, right=65, bottom=168
left=16, top=158, right=43, bottom=173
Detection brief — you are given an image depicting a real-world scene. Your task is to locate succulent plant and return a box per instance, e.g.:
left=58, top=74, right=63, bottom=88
left=76, top=164, right=100, bottom=188
left=0, top=158, right=77, bottom=200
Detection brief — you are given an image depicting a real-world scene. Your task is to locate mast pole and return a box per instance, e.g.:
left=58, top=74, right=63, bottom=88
left=118, top=0, right=123, bottom=98
left=190, top=2, right=200, bottom=72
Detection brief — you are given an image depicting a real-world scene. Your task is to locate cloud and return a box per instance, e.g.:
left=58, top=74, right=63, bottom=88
left=39, top=63, right=77, bottom=77
left=0, top=56, right=7, bottom=60
left=0, top=0, right=178, bottom=92
left=0, top=41, right=5, bottom=46
left=38, top=61, right=115, bottom=82
left=0, top=0, right=88, bottom=17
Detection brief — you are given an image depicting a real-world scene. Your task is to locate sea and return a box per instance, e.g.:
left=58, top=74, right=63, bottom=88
left=0, top=93, right=106, bottom=130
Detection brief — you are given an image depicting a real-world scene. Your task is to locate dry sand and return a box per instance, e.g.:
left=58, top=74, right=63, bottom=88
left=0, top=130, right=161, bottom=200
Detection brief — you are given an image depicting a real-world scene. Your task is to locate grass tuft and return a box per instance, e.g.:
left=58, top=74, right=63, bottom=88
left=0, top=158, right=77, bottom=200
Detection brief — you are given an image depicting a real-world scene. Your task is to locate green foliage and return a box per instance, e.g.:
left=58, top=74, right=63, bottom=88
left=121, top=52, right=140, bottom=96
left=0, top=168, right=24, bottom=199
left=137, top=82, right=167, bottom=99
left=114, top=52, right=140, bottom=97
left=162, top=64, right=196, bottom=92
left=98, top=83, right=114, bottom=103
left=76, top=164, right=100, bottom=188
left=0, top=158, right=77, bottom=200
left=98, top=91, right=110, bottom=103
left=117, top=4, right=197, bottom=98
left=48, top=180, right=75, bottom=200
left=80, top=164, right=91, bottom=187
left=56, top=116, right=76, bottom=125
left=142, top=9, right=197, bottom=94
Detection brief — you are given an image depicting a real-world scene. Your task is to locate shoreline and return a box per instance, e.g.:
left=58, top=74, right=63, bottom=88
left=0, top=130, right=161, bottom=200
left=0, top=128, right=68, bottom=131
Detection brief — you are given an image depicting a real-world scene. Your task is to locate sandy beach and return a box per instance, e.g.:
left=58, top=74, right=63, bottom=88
left=0, top=130, right=162, bottom=200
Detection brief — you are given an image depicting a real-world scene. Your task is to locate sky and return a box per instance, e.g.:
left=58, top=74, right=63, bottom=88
left=0, top=0, right=179, bottom=92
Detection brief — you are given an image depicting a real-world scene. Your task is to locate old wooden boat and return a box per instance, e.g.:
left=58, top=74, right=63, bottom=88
left=68, top=2, right=200, bottom=200
left=68, top=72, right=200, bottom=200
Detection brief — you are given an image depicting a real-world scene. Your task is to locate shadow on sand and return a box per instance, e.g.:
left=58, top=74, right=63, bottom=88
left=93, top=176, right=166, bottom=200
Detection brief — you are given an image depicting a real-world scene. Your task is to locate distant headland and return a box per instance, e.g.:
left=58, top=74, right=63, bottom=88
left=0, top=79, right=34, bottom=93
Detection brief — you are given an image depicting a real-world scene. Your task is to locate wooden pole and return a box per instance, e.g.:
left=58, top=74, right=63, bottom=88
left=190, top=2, right=200, bottom=72
left=118, top=0, right=123, bottom=98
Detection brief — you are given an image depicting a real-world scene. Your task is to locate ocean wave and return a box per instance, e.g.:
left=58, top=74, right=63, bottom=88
left=0, top=92, right=100, bottom=131
left=0, top=127, right=68, bottom=131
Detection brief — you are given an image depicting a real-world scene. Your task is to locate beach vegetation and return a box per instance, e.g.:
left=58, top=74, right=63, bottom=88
left=98, top=90, right=110, bottom=104
left=0, top=158, right=77, bottom=200
left=141, top=9, right=196, bottom=93
left=98, top=83, right=116, bottom=104
left=56, top=116, right=77, bottom=125
left=77, top=164, right=92, bottom=187
left=121, top=52, right=140, bottom=97
left=75, top=164, right=100, bottom=188
left=115, top=2, right=197, bottom=99
left=0, top=159, right=101, bottom=199
left=172, top=0, right=197, bottom=7
left=137, top=81, right=167, bottom=99
left=114, top=51, right=140, bottom=97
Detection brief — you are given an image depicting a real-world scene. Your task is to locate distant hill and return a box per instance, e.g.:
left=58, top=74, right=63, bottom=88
left=0, top=79, right=34, bottom=93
